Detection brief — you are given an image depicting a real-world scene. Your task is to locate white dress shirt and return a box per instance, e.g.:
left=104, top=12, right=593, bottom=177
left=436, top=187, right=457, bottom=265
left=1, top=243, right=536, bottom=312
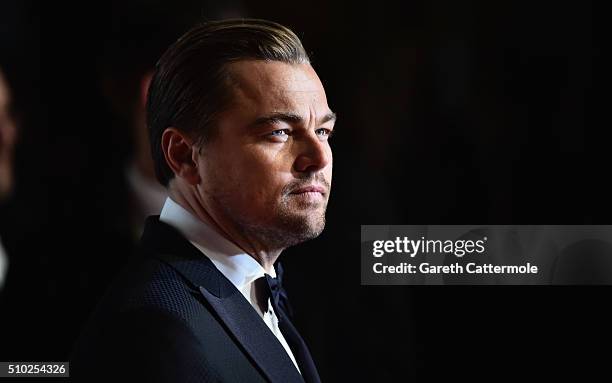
left=159, top=197, right=301, bottom=373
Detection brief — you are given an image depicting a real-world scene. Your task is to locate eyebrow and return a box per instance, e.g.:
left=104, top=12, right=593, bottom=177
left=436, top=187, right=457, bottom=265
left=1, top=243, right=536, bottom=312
left=250, top=111, right=337, bottom=127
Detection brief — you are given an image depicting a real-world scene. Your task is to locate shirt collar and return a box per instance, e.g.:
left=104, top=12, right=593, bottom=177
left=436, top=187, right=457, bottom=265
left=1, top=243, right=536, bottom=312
left=159, top=197, right=276, bottom=291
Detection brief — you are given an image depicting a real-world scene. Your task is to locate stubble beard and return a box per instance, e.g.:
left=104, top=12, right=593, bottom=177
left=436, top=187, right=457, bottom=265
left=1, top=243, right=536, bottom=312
left=254, top=196, right=328, bottom=249
left=216, top=192, right=329, bottom=251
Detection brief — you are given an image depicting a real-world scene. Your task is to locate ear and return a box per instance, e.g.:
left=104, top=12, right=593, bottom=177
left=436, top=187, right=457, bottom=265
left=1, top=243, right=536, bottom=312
left=161, top=127, right=200, bottom=185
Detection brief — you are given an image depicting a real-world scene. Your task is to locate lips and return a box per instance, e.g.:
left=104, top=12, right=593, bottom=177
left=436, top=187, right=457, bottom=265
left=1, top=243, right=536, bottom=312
left=289, top=185, right=326, bottom=195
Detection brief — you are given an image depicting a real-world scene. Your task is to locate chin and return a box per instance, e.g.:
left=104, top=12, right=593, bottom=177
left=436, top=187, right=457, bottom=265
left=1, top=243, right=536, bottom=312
left=249, top=211, right=326, bottom=249
left=283, top=213, right=326, bottom=242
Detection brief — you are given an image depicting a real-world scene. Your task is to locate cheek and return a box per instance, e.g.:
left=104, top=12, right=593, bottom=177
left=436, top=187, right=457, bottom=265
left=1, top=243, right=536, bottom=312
left=208, top=146, right=289, bottom=210
left=240, top=150, right=288, bottom=200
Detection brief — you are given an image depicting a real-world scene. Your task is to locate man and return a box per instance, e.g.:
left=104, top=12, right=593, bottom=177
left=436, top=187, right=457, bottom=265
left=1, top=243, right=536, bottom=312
left=71, top=19, right=335, bottom=383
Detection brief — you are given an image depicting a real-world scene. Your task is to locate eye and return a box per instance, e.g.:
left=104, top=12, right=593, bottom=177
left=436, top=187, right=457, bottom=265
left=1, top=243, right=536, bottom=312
left=270, top=129, right=289, bottom=136
left=267, top=129, right=290, bottom=142
left=315, top=128, right=333, bottom=139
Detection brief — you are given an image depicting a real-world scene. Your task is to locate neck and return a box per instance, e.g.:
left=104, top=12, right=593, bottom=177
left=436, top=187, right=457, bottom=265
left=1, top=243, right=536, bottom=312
left=168, top=184, right=282, bottom=273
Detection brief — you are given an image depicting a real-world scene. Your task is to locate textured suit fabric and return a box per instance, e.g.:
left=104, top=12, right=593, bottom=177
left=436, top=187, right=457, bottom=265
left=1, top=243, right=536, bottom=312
left=70, top=216, right=320, bottom=383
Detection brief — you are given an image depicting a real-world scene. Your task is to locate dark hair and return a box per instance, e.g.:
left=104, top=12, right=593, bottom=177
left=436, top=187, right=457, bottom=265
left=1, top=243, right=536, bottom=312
left=146, top=18, right=310, bottom=186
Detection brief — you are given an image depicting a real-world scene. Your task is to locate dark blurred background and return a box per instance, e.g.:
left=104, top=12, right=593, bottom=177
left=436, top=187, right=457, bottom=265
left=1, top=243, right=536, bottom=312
left=0, top=0, right=608, bottom=381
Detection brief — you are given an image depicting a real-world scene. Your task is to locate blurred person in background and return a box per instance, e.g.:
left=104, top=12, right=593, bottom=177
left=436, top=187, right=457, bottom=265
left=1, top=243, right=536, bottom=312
left=0, top=66, right=17, bottom=291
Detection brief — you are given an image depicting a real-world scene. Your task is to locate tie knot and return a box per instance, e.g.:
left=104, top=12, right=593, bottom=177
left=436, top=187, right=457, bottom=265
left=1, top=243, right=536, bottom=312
left=265, top=273, right=280, bottom=294
left=262, top=273, right=282, bottom=310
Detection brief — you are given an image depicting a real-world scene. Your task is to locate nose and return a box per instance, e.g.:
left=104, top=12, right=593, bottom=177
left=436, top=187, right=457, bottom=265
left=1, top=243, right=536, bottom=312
left=293, top=132, right=332, bottom=174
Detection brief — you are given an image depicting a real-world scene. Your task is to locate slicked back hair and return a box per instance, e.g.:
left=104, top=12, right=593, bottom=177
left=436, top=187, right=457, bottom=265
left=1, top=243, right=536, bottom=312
left=146, top=18, right=310, bottom=186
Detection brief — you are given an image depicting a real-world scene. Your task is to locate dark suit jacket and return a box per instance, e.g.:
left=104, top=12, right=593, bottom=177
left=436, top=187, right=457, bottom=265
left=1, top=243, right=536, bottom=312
left=71, top=216, right=321, bottom=383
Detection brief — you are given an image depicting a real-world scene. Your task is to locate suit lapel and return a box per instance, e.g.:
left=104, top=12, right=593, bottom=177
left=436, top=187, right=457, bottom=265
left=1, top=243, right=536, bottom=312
left=140, top=217, right=305, bottom=383
left=276, top=309, right=322, bottom=383
left=198, top=285, right=304, bottom=383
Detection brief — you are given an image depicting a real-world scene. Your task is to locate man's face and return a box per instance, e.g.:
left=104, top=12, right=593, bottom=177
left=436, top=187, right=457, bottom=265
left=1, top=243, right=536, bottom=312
left=196, top=60, right=334, bottom=248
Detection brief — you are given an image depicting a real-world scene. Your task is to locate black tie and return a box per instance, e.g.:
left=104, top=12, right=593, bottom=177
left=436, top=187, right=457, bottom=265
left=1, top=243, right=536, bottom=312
left=258, top=262, right=321, bottom=383
left=262, top=262, right=293, bottom=321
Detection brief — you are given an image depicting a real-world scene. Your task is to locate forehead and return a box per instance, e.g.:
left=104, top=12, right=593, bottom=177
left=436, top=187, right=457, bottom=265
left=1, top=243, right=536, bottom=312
left=225, top=60, right=328, bottom=114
